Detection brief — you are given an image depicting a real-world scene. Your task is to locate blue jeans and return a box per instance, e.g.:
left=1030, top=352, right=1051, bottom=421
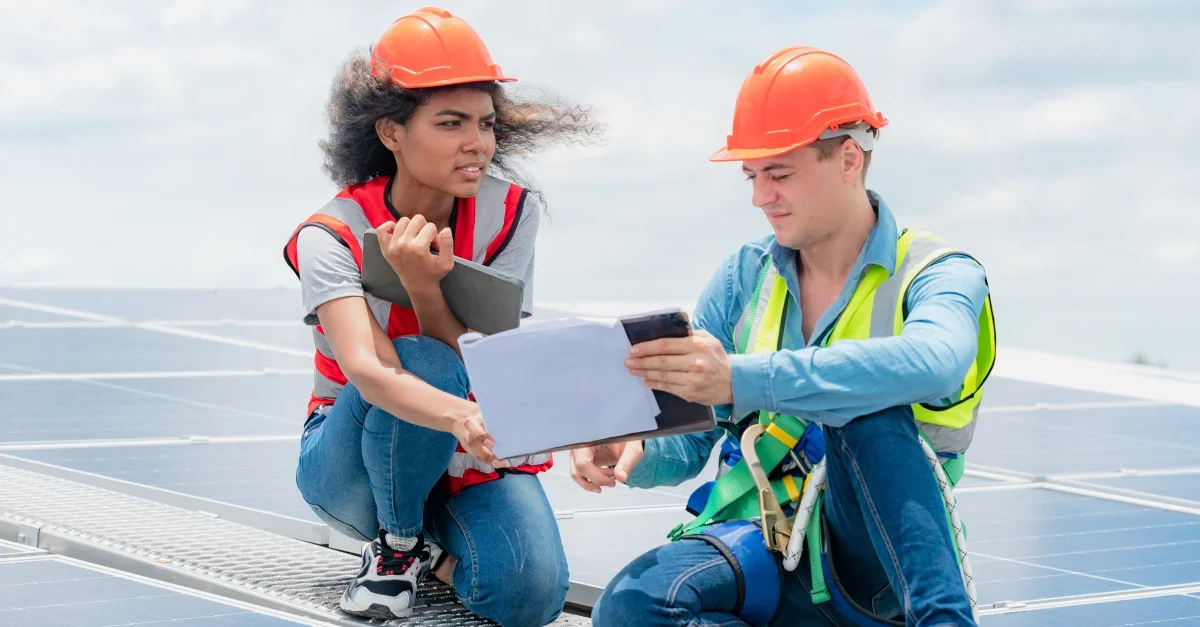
left=593, top=405, right=974, bottom=627
left=295, top=335, right=570, bottom=627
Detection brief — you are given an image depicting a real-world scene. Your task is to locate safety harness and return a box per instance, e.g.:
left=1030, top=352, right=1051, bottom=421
left=671, top=229, right=996, bottom=626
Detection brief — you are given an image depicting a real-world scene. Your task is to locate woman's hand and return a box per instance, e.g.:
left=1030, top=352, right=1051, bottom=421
left=378, top=215, right=454, bottom=299
left=450, top=409, right=508, bottom=469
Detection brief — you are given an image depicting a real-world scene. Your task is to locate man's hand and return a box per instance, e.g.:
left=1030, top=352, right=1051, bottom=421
left=450, top=410, right=509, bottom=470
left=378, top=215, right=454, bottom=298
left=570, top=441, right=643, bottom=493
left=625, top=329, right=733, bottom=406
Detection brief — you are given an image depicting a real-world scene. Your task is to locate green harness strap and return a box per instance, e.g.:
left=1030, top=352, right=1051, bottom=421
left=669, top=412, right=809, bottom=540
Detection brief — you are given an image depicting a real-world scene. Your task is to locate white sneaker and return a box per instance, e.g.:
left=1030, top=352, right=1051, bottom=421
left=338, top=530, right=445, bottom=620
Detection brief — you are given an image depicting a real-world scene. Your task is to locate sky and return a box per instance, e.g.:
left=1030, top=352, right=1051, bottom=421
left=1, top=0, right=1197, bottom=370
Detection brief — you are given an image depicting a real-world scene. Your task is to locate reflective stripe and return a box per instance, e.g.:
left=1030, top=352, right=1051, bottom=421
left=446, top=450, right=553, bottom=479
left=869, top=231, right=946, bottom=338
left=735, top=262, right=778, bottom=354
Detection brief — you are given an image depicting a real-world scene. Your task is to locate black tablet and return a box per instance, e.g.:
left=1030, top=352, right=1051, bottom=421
left=360, top=229, right=525, bottom=335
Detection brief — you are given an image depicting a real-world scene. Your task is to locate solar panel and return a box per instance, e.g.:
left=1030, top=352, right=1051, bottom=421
left=0, top=326, right=307, bottom=373
left=1081, top=473, right=1200, bottom=503
left=0, top=557, right=333, bottom=626
left=0, top=304, right=78, bottom=323
left=959, top=488, right=1200, bottom=601
left=969, top=404, right=1200, bottom=475
left=8, top=440, right=318, bottom=524
left=110, top=373, right=313, bottom=426
left=0, top=288, right=302, bottom=321
left=166, top=323, right=315, bottom=351
left=0, top=539, right=41, bottom=557
left=0, top=379, right=297, bottom=442
left=980, top=377, right=1146, bottom=406
left=982, top=594, right=1200, bottom=626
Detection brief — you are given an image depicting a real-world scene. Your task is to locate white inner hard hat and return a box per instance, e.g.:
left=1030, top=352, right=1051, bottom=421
left=818, top=124, right=876, bottom=151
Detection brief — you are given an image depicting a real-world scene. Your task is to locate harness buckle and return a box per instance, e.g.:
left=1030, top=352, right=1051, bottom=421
left=740, top=424, right=793, bottom=553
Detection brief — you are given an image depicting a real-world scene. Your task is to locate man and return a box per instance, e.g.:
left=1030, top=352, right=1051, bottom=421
left=572, top=46, right=995, bottom=627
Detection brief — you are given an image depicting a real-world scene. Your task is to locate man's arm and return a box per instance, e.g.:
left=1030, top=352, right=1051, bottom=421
left=729, top=254, right=989, bottom=427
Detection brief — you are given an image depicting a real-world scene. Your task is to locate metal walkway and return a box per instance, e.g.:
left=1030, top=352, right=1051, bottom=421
left=0, top=463, right=590, bottom=626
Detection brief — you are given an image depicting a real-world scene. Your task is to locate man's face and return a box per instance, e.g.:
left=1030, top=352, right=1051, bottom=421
left=741, top=140, right=862, bottom=249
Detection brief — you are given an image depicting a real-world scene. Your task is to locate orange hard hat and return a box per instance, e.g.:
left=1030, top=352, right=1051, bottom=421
left=370, top=7, right=516, bottom=89
left=711, top=46, right=886, bottom=162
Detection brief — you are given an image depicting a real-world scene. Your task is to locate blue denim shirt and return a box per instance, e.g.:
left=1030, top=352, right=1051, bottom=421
left=626, top=191, right=990, bottom=489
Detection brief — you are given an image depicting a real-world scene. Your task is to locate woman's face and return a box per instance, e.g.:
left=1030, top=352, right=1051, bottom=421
left=386, top=87, right=497, bottom=197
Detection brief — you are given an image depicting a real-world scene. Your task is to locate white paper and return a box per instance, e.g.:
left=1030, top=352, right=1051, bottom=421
left=458, top=316, right=661, bottom=460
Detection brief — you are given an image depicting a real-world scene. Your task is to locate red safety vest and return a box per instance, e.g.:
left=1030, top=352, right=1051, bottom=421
left=283, top=174, right=553, bottom=495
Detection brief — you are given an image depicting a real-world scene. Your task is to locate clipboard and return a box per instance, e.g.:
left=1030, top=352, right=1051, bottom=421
left=526, top=309, right=717, bottom=456
left=360, top=229, right=525, bottom=335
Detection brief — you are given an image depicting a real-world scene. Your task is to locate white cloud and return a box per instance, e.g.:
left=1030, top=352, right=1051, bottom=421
left=0, top=0, right=1197, bottom=369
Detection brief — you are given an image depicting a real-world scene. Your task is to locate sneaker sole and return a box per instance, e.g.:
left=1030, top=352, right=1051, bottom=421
left=337, top=601, right=414, bottom=621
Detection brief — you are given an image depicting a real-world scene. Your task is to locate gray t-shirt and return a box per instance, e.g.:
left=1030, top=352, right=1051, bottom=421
left=296, top=194, right=540, bottom=325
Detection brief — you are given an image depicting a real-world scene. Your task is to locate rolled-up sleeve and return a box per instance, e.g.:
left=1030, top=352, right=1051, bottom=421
left=728, top=255, right=989, bottom=427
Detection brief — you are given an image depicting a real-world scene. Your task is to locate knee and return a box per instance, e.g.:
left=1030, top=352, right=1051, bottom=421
left=468, top=546, right=569, bottom=626
left=391, top=336, right=469, bottom=397
left=592, top=554, right=667, bottom=627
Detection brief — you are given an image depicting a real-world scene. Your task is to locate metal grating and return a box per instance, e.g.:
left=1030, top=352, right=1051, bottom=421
left=0, top=463, right=589, bottom=626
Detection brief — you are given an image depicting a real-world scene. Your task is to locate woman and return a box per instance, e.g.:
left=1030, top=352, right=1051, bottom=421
left=283, top=8, right=600, bottom=625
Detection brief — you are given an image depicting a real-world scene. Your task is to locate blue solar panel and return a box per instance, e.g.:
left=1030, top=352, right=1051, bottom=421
left=10, top=441, right=317, bottom=522
left=0, top=379, right=295, bottom=442
left=959, top=488, right=1200, bottom=598
left=968, top=404, right=1200, bottom=475
left=155, top=323, right=315, bottom=351
left=1083, top=474, right=1200, bottom=503
left=111, top=373, right=314, bottom=427
left=0, top=327, right=307, bottom=373
left=0, top=558, right=324, bottom=626
left=981, top=594, right=1200, bottom=626
left=0, top=288, right=301, bottom=321
left=981, top=378, right=1143, bottom=407
left=0, top=304, right=77, bottom=323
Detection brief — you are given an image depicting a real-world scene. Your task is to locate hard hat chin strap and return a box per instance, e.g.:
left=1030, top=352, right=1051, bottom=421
left=818, top=125, right=876, bottom=151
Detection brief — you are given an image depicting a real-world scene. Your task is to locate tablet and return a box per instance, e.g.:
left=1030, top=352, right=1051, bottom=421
left=360, top=229, right=525, bottom=335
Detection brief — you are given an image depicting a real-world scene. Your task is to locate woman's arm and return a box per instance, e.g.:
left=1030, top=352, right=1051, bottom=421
left=297, top=226, right=502, bottom=465
left=317, top=295, right=465, bottom=429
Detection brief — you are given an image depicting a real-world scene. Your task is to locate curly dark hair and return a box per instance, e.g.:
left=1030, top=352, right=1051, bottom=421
left=319, top=51, right=605, bottom=198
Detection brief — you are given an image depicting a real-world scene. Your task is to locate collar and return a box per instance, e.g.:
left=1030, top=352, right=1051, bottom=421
left=767, top=189, right=899, bottom=280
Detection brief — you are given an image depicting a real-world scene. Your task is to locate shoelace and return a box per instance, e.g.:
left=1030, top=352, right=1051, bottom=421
left=377, top=549, right=421, bottom=577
